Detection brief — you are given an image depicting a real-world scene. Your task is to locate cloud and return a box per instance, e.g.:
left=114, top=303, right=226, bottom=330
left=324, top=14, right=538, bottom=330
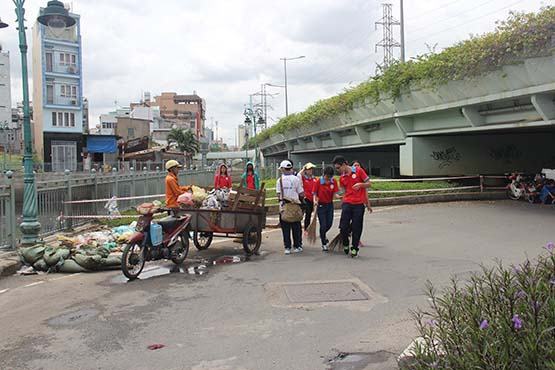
left=0, top=0, right=548, bottom=145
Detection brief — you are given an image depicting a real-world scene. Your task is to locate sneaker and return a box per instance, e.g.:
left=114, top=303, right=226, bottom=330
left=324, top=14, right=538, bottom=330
left=284, top=249, right=291, bottom=255
left=293, top=247, right=303, bottom=253
left=322, top=244, right=329, bottom=252
left=350, top=248, right=359, bottom=258
left=343, top=245, right=350, bottom=255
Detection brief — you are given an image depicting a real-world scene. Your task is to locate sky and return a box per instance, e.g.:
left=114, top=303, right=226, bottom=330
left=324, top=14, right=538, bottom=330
left=0, top=0, right=550, bottom=146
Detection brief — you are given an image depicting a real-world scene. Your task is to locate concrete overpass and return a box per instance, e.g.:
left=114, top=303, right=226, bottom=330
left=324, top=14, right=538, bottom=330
left=260, top=54, right=555, bottom=177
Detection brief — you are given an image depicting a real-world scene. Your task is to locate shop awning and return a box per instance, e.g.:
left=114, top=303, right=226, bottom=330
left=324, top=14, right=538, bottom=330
left=87, top=136, right=117, bottom=153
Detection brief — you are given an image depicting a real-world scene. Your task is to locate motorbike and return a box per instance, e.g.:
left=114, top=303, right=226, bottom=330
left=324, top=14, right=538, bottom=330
left=506, top=173, right=538, bottom=203
left=121, top=208, right=191, bottom=280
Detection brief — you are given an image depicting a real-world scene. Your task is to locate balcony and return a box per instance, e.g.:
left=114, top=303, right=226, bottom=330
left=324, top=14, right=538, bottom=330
left=45, top=95, right=81, bottom=109
left=45, top=64, right=80, bottom=77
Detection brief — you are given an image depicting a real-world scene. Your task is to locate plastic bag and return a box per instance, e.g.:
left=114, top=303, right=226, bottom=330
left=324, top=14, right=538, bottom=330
left=177, top=192, right=194, bottom=206
left=191, top=186, right=208, bottom=204
left=20, top=245, right=46, bottom=265
left=43, top=247, right=70, bottom=267
left=58, top=259, right=90, bottom=273
left=33, top=258, right=49, bottom=272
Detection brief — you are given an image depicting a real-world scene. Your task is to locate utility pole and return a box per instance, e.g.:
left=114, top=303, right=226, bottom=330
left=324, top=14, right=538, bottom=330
left=400, top=0, right=405, bottom=63
left=280, top=56, right=305, bottom=117
left=375, top=3, right=401, bottom=69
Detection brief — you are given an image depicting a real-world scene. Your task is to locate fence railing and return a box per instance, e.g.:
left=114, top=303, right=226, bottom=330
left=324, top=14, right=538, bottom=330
left=0, top=169, right=214, bottom=250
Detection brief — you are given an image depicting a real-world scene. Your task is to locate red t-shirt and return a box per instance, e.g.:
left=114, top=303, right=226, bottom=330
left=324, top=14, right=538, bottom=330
left=314, top=178, right=338, bottom=204
left=246, top=174, right=255, bottom=190
left=300, top=175, right=318, bottom=200
left=340, top=167, right=370, bottom=205
left=215, top=175, right=232, bottom=189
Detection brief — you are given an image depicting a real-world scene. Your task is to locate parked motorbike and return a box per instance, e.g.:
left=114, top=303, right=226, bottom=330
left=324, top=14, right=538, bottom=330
left=121, top=208, right=191, bottom=280
left=506, top=173, right=538, bottom=203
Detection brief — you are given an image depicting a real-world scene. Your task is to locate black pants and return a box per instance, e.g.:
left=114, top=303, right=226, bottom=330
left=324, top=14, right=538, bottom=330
left=303, top=199, right=314, bottom=230
left=280, top=215, right=302, bottom=250
left=317, top=203, right=334, bottom=245
left=339, top=203, right=365, bottom=251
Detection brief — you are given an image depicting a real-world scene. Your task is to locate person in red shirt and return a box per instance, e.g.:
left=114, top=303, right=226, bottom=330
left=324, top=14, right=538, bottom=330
left=240, top=161, right=260, bottom=190
left=298, top=162, right=318, bottom=231
left=333, top=155, right=371, bottom=257
left=313, top=166, right=339, bottom=251
left=214, top=164, right=232, bottom=189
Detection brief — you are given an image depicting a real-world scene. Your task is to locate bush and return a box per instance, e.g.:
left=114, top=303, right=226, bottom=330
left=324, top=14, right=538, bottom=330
left=257, top=6, right=555, bottom=144
left=410, top=242, right=555, bottom=369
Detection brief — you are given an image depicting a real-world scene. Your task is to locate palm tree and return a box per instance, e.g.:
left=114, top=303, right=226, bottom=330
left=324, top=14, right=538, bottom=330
left=167, top=128, right=200, bottom=168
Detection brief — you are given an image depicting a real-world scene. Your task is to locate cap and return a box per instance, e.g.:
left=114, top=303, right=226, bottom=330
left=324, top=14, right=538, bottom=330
left=280, top=160, right=293, bottom=169
left=165, top=160, right=182, bottom=171
left=304, top=162, right=316, bottom=170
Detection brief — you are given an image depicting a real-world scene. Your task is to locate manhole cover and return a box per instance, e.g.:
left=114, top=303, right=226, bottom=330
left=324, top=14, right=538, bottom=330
left=284, top=282, right=369, bottom=303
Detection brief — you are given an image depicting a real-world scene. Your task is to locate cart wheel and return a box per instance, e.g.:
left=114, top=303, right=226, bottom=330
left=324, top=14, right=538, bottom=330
left=243, top=224, right=262, bottom=256
left=193, top=231, right=213, bottom=250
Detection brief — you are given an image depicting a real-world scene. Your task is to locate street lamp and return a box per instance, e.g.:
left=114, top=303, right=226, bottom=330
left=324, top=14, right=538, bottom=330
left=280, top=56, right=305, bottom=117
left=243, top=99, right=264, bottom=170
left=5, top=0, right=75, bottom=245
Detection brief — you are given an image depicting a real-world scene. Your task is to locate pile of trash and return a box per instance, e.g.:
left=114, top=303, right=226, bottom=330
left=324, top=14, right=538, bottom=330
left=19, top=224, right=137, bottom=274
left=177, top=186, right=232, bottom=210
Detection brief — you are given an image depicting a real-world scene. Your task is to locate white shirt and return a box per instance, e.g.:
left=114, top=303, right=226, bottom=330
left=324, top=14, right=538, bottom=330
left=276, top=173, right=304, bottom=205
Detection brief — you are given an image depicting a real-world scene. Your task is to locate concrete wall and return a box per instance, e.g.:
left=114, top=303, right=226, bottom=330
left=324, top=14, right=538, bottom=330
left=115, top=117, right=150, bottom=142
left=400, top=131, right=555, bottom=176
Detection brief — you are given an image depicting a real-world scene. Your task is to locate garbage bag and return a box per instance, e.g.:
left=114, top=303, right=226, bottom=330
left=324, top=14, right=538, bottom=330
left=192, top=186, right=208, bottom=204
left=20, top=245, right=46, bottom=265
left=100, top=255, right=122, bottom=267
left=102, top=242, right=118, bottom=251
left=43, top=247, right=70, bottom=267
left=73, top=253, right=103, bottom=270
left=57, top=235, right=76, bottom=248
left=33, top=258, right=49, bottom=272
left=58, top=259, right=90, bottom=273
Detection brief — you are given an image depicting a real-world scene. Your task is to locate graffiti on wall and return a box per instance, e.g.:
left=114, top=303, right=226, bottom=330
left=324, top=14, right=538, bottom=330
left=430, top=147, right=462, bottom=169
left=488, top=144, right=522, bottom=164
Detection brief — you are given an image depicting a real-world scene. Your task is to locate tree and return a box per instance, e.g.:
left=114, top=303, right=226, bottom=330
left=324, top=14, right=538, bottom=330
left=167, top=129, right=200, bottom=167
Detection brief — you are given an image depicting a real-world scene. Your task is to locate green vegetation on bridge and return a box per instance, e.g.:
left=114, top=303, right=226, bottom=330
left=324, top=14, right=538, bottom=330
left=256, top=6, right=555, bottom=144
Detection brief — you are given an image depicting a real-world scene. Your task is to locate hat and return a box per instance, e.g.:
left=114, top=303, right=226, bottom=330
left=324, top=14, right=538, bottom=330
left=304, top=162, right=316, bottom=170
left=280, top=160, right=293, bottom=169
left=165, top=160, right=182, bottom=171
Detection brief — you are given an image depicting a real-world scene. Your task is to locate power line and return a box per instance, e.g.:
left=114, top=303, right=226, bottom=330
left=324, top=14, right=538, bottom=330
left=375, top=3, right=401, bottom=69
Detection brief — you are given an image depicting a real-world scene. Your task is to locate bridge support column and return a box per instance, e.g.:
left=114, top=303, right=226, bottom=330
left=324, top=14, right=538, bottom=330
left=400, top=132, right=555, bottom=177
left=531, top=94, right=555, bottom=122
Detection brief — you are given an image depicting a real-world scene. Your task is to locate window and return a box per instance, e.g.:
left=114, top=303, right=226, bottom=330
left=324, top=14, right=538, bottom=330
left=46, top=53, right=53, bottom=72
left=60, top=84, right=78, bottom=98
left=59, top=53, right=76, bottom=66
left=46, top=85, right=54, bottom=104
left=64, top=112, right=70, bottom=127
left=60, top=85, right=66, bottom=97
left=71, top=86, right=77, bottom=98
left=52, top=112, right=57, bottom=126
left=57, top=112, right=63, bottom=126
left=127, top=128, right=135, bottom=139
left=69, top=113, right=75, bottom=127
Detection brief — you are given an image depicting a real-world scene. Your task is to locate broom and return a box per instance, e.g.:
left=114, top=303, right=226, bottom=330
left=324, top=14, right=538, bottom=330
left=306, top=210, right=318, bottom=245
left=327, top=232, right=343, bottom=253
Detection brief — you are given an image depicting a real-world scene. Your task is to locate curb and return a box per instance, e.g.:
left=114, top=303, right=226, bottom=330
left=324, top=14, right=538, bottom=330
left=0, top=252, right=22, bottom=277
left=265, top=191, right=507, bottom=215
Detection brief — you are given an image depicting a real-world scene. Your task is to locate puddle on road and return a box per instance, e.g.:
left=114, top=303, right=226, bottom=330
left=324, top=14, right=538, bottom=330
left=327, top=351, right=394, bottom=370
left=111, top=252, right=266, bottom=284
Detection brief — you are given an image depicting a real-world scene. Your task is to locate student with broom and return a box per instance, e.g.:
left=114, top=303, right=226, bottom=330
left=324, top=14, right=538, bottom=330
left=313, top=166, right=339, bottom=252
left=298, top=162, right=318, bottom=232
left=276, top=160, right=305, bottom=255
left=333, top=155, right=371, bottom=258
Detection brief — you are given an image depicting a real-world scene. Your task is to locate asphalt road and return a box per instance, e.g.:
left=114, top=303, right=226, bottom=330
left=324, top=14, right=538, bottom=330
left=0, top=201, right=553, bottom=370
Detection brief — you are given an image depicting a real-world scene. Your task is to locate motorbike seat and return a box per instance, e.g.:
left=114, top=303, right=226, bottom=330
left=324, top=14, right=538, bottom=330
left=156, top=217, right=180, bottom=232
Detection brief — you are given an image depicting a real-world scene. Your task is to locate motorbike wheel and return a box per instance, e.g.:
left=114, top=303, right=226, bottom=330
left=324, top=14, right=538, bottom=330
left=242, top=224, right=262, bottom=256
left=171, top=233, right=190, bottom=265
left=121, top=242, right=146, bottom=281
left=193, top=231, right=213, bottom=250
left=507, top=188, right=520, bottom=201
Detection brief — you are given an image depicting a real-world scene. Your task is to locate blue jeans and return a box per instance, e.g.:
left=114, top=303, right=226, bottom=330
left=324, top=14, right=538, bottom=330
left=339, top=203, right=365, bottom=250
left=317, top=203, right=334, bottom=245
left=280, top=216, right=302, bottom=250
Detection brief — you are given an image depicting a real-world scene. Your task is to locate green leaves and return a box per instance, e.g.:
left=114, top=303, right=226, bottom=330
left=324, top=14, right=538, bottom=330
left=257, top=6, right=555, bottom=144
left=411, top=250, right=555, bottom=369
left=167, top=128, right=200, bottom=155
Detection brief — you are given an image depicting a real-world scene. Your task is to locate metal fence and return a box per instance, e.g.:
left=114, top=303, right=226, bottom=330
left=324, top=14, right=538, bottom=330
left=0, top=169, right=214, bottom=250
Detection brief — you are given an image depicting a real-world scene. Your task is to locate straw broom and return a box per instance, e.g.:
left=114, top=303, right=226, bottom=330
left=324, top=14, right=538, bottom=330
left=327, top=232, right=343, bottom=252
left=306, top=209, right=318, bottom=245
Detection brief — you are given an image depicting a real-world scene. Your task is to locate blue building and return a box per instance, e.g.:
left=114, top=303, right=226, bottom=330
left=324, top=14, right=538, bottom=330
left=32, top=5, right=84, bottom=171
